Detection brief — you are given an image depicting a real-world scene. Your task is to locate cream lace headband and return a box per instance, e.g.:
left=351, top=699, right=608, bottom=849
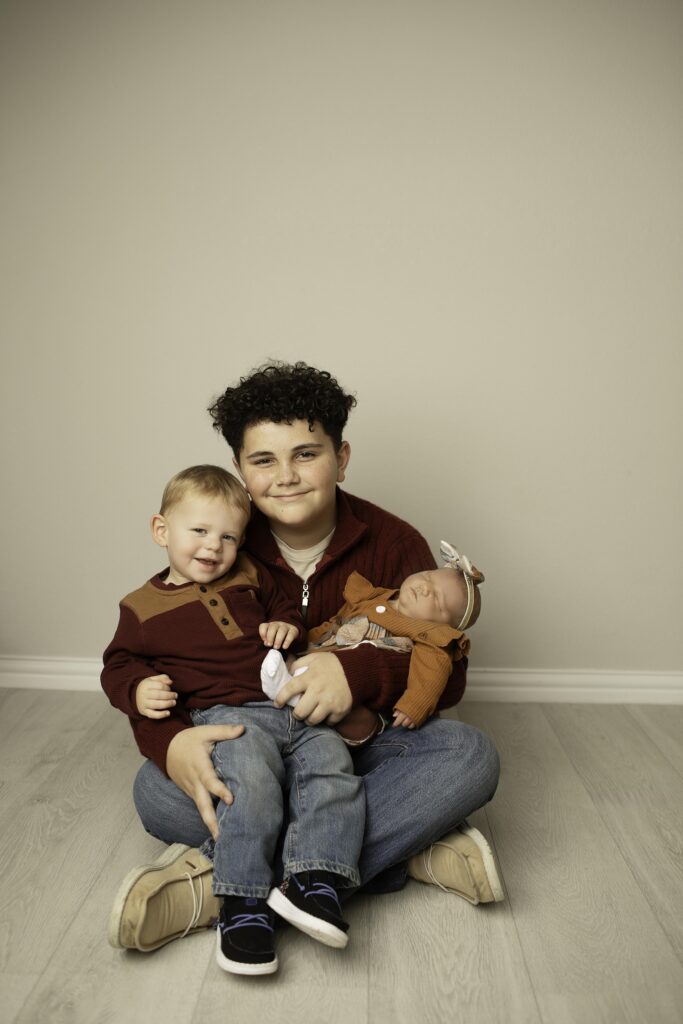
left=439, top=540, right=485, bottom=630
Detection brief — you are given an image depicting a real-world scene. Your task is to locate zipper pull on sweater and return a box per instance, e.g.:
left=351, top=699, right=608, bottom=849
left=301, top=581, right=310, bottom=618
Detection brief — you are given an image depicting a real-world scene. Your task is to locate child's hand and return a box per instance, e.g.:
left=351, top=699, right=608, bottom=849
left=259, top=621, right=299, bottom=650
left=136, top=674, right=178, bottom=719
left=392, top=710, right=417, bottom=729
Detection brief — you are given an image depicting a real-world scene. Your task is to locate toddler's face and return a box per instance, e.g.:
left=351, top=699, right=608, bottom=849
left=152, top=494, right=249, bottom=586
left=396, top=568, right=468, bottom=627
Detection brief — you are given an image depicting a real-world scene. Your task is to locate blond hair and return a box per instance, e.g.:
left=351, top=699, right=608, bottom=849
left=159, top=465, right=251, bottom=519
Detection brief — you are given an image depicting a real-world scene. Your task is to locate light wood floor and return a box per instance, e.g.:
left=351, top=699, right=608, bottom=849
left=1, top=689, right=682, bottom=1024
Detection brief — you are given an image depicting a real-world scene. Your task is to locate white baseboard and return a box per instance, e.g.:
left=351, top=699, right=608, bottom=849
left=464, top=667, right=683, bottom=703
left=0, top=656, right=104, bottom=692
left=0, top=655, right=681, bottom=703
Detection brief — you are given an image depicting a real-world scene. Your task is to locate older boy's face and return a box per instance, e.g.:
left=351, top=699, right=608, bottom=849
left=396, top=568, right=468, bottom=627
left=236, top=420, right=350, bottom=546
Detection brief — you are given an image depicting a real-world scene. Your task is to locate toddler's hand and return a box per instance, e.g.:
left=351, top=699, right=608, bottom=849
left=259, top=621, right=299, bottom=650
left=392, top=710, right=417, bottom=730
left=136, top=674, right=178, bottom=719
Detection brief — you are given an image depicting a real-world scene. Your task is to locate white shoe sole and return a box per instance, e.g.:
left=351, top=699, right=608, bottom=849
left=215, top=928, right=278, bottom=975
left=460, top=824, right=505, bottom=902
left=267, top=888, right=349, bottom=948
left=108, top=843, right=193, bottom=949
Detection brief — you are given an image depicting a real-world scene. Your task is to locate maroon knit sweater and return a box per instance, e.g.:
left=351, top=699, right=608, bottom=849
left=101, top=553, right=305, bottom=769
left=103, top=489, right=466, bottom=772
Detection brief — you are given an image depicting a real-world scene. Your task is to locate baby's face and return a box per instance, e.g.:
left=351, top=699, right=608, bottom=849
left=395, top=568, right=468, bottom=627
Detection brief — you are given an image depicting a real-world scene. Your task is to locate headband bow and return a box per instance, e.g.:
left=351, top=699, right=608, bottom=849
left=439, top=540, right=485, bottom=630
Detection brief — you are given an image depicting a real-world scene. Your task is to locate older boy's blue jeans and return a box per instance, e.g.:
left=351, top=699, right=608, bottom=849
left=188, top=702, right=364, bottom=897
left=134, top=714, right=500, bottom=894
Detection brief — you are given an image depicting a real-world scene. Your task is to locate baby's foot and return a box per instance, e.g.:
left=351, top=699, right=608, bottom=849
left=260, top=649, right=304, bottom=706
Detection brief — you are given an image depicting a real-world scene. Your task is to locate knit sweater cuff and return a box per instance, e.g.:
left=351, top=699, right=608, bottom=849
left=135, top=714, right=193, bottom=776
left=332, top=648, right=386, bottom=705
left=393, top=691, right=438, bottom=727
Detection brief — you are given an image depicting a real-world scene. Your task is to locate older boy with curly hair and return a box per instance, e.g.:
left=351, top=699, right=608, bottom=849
left=106, top=361, right=503, bottom=955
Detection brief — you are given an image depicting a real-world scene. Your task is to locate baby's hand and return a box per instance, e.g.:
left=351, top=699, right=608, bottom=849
left=259, top=621, right=299, bottom=650
left=136, top=674, right=178, bottom=719
left=392, top=710, right=417, bottom=730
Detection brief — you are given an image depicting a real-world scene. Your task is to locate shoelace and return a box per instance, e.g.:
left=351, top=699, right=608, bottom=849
left=304, top=881, right=342, bottom=912
left=222, top=913, right=273, bottom=934
left=179, top=871, right=205, bottom=939
left=420, top=842, right=480, bottom=904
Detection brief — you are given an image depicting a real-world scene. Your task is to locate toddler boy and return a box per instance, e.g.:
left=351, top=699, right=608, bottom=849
left=102, top=465, right=365, bottom=976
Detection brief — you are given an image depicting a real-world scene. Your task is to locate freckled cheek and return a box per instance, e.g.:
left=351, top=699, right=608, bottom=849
left=243, top=472, right=268, bottom=497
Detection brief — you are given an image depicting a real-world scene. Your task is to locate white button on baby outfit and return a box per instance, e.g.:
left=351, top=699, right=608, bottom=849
left=375, top=605, right=386, bottom=613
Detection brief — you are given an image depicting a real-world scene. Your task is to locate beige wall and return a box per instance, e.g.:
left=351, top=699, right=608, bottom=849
left=1, top=0, right=681, bottom=674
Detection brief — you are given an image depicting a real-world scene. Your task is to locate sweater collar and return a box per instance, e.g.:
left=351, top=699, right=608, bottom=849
left=244, top=487, right=368, bottom=572
left=149, top=554, right=260, bottom=592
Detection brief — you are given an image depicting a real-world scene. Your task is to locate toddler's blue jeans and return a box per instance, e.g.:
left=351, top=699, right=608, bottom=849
left=189, top=702, right=363, bottom=897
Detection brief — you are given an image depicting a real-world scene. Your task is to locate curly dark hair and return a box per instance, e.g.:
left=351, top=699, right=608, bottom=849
left=208, top=361, right=357, bottom=455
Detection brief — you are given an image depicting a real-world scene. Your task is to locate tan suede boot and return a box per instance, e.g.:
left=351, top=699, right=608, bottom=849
left=407, top=823, right=505, bottom=904
left=108, top=844, right=219, bottom=951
